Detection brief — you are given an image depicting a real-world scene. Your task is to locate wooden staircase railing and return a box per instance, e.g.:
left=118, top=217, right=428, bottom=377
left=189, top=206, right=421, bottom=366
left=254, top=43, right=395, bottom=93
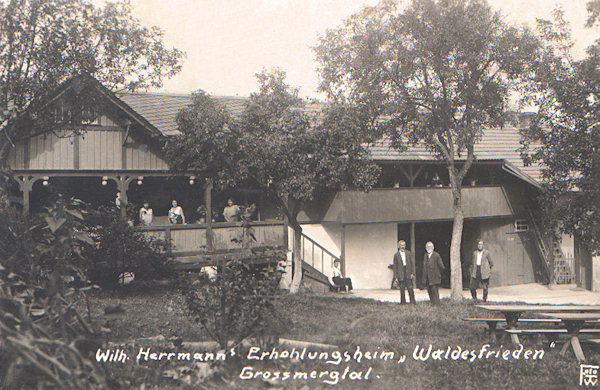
left=527, top=210, right=556, bottom=284
left=293, top=231, right=341, bottom=287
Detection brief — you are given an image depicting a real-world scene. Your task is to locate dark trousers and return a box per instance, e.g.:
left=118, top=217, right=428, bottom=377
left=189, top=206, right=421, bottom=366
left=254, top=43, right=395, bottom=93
left=427, top=284, right=440, bottom=305
left=470, top=266, right=489, bottom=301
left=399, top=279, right=416, bottom=304
left=333, top=276, right=353, bottom=292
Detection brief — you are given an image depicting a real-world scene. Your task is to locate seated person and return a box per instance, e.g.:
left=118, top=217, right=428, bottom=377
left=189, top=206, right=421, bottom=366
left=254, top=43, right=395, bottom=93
left=139, top=202, right=153, bottom=226
left=168, top=200, right=185, bottom=224
left=223, top=198, right=241, bottom=222
left=329, top=260, right=353, bottom=292
left=195, top=205, right=207, bottom=223
left=240, top=203, right=257, bottom=221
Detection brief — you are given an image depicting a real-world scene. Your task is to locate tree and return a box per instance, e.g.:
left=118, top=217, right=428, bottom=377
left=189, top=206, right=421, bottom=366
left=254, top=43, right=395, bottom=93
left=166, top=69, right=380, bottom=293
left=0, top=0, right=184, bottom=168
left=520, top=5, right=600, bottom=253
left=314, top=0, right=539, bottom=300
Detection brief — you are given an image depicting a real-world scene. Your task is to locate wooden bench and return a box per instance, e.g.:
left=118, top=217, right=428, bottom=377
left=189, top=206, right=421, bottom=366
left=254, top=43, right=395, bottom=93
left=463, top=318, right=565, bottom=343
left=462, top=317, right=562, bottom=331
left=504, top=328, right=600, bottom=344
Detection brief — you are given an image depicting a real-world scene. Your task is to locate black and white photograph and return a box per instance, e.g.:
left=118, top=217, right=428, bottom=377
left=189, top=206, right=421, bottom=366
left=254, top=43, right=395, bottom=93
left=1, top=0, right=600, bottom=388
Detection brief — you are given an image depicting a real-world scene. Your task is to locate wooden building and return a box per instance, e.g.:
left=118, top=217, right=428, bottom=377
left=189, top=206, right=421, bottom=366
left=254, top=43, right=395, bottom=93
left=6, top=76, right=287, bottom=268
left=7, top=76, right=575, bottom=289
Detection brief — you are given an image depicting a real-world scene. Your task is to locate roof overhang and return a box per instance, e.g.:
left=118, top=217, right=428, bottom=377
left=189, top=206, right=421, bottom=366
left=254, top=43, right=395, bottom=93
left=501, top=160, right=541, bottom=189
left=374, top=158, right=542, bottom=189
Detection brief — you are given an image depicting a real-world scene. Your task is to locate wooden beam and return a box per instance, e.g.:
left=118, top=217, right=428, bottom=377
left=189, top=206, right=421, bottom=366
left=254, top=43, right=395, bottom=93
left=399, top=166, right=411, bottom=183
left=121, top=129, right=127, bottom=169
left=17, top=176, right=37, bottom=216
left=73, top=134, right=80, bottom=170
left=205, top=179, right=214, bottom=251
left=23, top=138, right=30, bottom=169
left=117, top=176, right=133, bottom=218
left=399, top=165, right=423, bottom=187
left=341, top=224, right=346, bottom=277
left=411, top=166, right=423, bottom=186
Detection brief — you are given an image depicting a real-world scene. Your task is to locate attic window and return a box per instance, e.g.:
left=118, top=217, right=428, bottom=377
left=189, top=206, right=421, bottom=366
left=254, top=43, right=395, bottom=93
left=52, top=102, right=98, bottom=125
left=514, top=219, right=529, bottom=232
left=81, top=107, right=99, bottom=125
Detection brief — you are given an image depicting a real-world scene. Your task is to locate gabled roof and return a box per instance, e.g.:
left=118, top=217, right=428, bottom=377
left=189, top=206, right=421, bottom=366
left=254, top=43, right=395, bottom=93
left=116, top=92, right=248, bottom=136
left=40, top=75, right=166, bottom=138
left=114, top=89, right=543, bottom=185
left=370, top=126, right=543, bottom=182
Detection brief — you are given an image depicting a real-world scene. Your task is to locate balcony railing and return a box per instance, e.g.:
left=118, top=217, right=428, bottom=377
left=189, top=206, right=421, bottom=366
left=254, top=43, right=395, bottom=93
left=138, top=221, right=286, bottom=255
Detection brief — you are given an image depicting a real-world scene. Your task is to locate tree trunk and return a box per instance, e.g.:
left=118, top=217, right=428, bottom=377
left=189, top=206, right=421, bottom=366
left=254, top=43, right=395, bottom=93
left=289, top=221, right=303, bottom=294
left=449, top=176, right=464, bottom=301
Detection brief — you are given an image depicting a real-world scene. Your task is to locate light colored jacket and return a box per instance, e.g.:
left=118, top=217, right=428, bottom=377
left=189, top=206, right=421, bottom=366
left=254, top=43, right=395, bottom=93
left=471, top=249, right=493, bottom=279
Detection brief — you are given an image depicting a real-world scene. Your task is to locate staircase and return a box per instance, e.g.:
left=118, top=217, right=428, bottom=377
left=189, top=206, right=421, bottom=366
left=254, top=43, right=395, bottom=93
left=527, top=211, right=574, bottom=284
left=528, top=215, right=552, bottom=283
left=293, top=231, right=340, bottom=288
left=552, top=241, right=575, bottom=284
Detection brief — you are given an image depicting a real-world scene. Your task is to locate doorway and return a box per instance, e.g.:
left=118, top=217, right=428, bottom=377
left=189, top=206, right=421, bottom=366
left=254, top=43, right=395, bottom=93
left=400, top=220, right=480, bottom=288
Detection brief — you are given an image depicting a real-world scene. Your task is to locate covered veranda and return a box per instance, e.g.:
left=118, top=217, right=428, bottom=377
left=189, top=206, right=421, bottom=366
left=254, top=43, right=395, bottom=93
left=11, top=169, right=288, bottom=266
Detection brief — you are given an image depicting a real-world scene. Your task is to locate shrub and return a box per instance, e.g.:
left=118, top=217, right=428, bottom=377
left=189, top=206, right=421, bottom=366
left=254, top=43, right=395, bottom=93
left=181, top=252, right=285, bottom=350
left=0, top=197, right=108, bottom=388
left=84, top=207, right=173, bottom=288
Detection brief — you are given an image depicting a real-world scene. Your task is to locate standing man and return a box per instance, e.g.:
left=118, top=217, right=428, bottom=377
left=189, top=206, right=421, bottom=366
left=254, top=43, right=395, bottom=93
left=421, top=241, right=445, bottom=305
left=470, top=239, right=493, bottom=302
left=393, top=240, right=416, bottom=304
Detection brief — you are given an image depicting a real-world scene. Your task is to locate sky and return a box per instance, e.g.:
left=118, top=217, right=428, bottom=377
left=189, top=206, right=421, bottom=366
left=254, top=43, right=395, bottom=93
left=120, top=0, right=596, bottom=98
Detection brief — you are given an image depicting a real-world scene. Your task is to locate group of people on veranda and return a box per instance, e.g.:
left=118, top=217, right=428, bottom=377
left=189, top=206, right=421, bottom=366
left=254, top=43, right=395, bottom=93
left=138, top=200, right=186, bottom=226
left=329, top=238, right=493, bottom=305
left=136, top=198, right=251, bottom=226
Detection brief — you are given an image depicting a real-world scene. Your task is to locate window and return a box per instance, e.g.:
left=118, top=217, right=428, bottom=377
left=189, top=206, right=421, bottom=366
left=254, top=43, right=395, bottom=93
left=514, top=219, right=529, bottom=232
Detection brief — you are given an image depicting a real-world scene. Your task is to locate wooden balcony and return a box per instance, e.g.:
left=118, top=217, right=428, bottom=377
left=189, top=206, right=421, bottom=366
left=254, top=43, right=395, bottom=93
left=138, top=221, right=286, bottom=268
left=315, top=185, right=516, bottom=223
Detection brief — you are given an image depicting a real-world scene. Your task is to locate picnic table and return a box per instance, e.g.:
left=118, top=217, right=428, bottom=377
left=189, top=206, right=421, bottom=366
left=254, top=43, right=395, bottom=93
left=536, top=312, right=600, bottom=361
left=475, top=305, right=600, bottom=344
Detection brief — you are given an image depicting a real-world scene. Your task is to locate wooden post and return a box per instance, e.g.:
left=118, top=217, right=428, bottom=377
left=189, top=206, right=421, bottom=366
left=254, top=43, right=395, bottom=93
left=283, top=196, right=289, bottom=250
left=411, top=221, right=419, bottom=288
left=18, top=176, right=34, bottom=216
left=341, top=224, right=346, bottom=277
left=117, top=176, right=132, bottom=218
left=205, top=179, right=214, bottom=251
left=23, top=185, right=30, bottom=215
left=410, top=222, right=416, bottom=252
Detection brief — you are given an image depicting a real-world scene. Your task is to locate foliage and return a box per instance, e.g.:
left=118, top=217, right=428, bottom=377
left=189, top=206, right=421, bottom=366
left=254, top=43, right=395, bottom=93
left=84, top=207, right=174, bottom=288
left=314, top=0, right=540, bottom=299
left=0, top=197, right=108, bottom=388
left=181, top=255, right=285, bottom=350
left=166, top=68, right=380, bottom=293
left=0, top=0, right=184, bottom=164
left=521, top=5, right=600, bottom=253
left=0, top=196, right=94, bottom=286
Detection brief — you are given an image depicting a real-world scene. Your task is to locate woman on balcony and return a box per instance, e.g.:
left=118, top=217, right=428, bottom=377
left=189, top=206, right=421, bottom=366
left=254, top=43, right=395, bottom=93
left=223, top=198, right=241, bottom=222
left=139, top=202, right=153, bottom=226
left=169, top=200, right=186, bottom=224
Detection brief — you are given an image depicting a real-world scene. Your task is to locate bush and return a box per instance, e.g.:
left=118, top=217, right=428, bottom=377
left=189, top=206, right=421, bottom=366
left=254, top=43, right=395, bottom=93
left=181, top=253, right=285, bottom=350
left=84, top=207, right=173, bottom=288
left=0, top=197, right=108, bottom=388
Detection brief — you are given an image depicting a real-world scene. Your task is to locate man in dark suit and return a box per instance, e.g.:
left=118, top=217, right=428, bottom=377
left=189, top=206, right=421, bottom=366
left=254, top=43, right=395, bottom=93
left=470, top=239, right=493, bottom=302
left=421, top=241, right=445, bottom=305
left=393, top=240, right=416, bottom=304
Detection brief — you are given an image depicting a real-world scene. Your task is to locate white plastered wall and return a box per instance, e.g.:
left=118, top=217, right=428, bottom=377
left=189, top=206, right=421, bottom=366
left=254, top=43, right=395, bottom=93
left=344, top=223, right=397, bottom=289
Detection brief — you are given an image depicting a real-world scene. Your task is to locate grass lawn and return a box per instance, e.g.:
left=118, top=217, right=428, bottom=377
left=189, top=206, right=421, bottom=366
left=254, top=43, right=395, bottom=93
left=85, top=282, right=599, bottom=389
